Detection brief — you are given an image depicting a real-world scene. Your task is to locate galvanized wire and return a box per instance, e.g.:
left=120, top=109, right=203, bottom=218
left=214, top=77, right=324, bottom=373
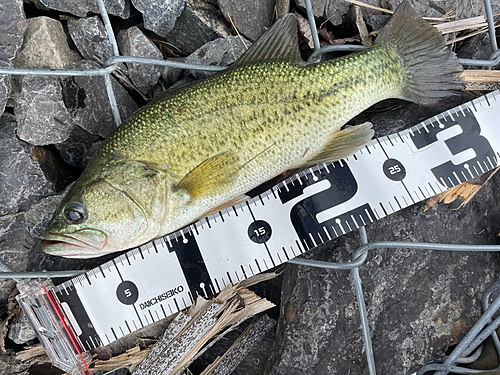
left=0, top=0, right=498, bottom=374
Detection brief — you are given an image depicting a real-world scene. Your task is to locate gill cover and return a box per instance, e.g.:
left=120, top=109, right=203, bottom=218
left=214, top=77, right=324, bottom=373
left=43, top=156, right=170, bottom=257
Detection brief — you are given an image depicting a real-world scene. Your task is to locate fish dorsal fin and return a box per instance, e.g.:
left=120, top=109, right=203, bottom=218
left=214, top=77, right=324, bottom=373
left=297, top=122, right=374, bottom=168
left=174, top=151, right=240, bottom=201
left=232, top=13, right=303, bottom=67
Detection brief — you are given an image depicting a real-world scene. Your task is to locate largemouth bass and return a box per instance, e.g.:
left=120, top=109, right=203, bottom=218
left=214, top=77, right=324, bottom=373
left=43, top=1, right=462, bottom=258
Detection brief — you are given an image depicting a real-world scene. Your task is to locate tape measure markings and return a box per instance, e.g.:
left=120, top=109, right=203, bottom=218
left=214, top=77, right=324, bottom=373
left=48, top=90, right=500, bottom=352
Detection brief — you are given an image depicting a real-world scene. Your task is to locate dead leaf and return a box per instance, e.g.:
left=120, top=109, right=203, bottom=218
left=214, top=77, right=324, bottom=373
left=0, top=305, right=20, bottom=352
left=295, top=11, right=315, bottom=49
left=331, top=35, right=361, bottom=45
left=355, top=5, right=372, bottom=46
left=318, top=28, right=336, bottom=45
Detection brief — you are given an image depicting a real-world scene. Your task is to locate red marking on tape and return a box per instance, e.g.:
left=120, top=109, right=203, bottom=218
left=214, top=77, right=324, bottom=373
left=41, top=285, right=91, bottom=375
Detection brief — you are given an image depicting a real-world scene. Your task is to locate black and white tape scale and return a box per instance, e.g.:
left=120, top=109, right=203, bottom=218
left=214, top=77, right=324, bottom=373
left=17, top=90, right=500, bottom=374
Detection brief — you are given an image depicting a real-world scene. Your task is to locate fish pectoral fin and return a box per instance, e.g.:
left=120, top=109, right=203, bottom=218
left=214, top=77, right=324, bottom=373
left=202, top=194, right=250, bottom=217
left=174, top=151, right=240, bottom=201
left=231, top=14, right=303, bottom=67
left=297, top=122, right=374, bottom=168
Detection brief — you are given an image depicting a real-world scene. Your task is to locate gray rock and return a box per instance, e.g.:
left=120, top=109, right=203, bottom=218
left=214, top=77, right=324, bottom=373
left=0, top=350, right=31, bottom=375
left=218, top=0, right=274, bottom=41
left=233, top=326, right=277, bottom=375
left=7, top=311, right=37, bottom=344
left=387, top=0, right=500, bottom=20
left=0, top=114, right=56, bottom=217
left=186, top=36, right=250, bottom=79
left=0, top=66, right=11, bottom=122
left=67, top=16, right=114, bottom=63
left=132, top=0, right=185, bottom=37
left=117, top=26, right=163, bottom=95
left=163, top=0, right=232, bottom=54
left=93, top=369, right=131, bottom=375
left=14, top=16, right=81, bottom=69
left=0, top=0, right=27, bottom=65
left=0, top=212, right=33, bottom=304
left=62, top=61, right=139, bottom=137
left=25, top=193, right=65, bottom=239
left=296, top=0, right=381, bottom=26
left=457, top=33, right=494, bottom=66
left=54, top=125, right=103, bottom=168
left=32, top=0, right=131, bottom=19
left=365, top=14, right=390, bottom=32
left=0, top=0, right=27, bottom=118
left=267, top=96, right=500, bottom=375
left=13, top=75, right=77, bottom=145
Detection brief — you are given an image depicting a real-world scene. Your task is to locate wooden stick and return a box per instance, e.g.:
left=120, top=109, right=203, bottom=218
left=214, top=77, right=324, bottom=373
left=133, top=283, right=275, bottom=375
left=200, top=315, right=276, bottom=375
left=435, top=16, right=487, bottom=34
left=425, top=167, right=499, bottom=210
left=461, top=70, right=500, bottom=83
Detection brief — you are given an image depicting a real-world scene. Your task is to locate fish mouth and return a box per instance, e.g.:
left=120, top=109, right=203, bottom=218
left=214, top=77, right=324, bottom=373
left=42, top=230, right=107, bottom=258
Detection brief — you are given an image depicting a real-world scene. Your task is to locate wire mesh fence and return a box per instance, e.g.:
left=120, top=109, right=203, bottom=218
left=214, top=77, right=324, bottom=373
left=0, top=0, right=500, bottom=374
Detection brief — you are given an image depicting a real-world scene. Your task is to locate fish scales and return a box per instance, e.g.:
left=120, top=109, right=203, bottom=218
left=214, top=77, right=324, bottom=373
left=43, top=2, right=463, bottom=258
left=101, top=44, right=402, bottom=187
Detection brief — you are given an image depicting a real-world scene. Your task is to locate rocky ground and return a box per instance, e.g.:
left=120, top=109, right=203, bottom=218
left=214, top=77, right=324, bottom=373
left=0, top=0, right=500, bottom=374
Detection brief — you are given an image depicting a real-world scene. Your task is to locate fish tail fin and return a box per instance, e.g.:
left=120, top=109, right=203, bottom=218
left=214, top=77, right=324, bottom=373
left=375, top=0, right=463, bottom=105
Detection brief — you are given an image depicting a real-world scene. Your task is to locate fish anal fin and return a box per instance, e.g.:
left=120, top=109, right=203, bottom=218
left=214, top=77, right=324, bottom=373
left=174, top=151, right=240, bottom=201
left=232, top=14, right=303, bottom=67
left=297, top=122, right=374, bottom=168
left=202, top=194, right=249, bottom=217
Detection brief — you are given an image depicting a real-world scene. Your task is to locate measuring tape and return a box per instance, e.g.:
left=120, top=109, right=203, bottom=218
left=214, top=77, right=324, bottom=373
left=17, top=90, right=500, bottom=374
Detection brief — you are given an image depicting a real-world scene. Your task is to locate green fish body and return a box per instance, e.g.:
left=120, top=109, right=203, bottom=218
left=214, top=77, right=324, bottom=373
left=43, top=1, right=462, bottom=258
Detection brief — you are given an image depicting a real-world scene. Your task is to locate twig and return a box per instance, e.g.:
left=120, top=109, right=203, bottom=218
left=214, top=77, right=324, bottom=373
left=227, top=13, right=249, bottom=50
left=343, top=0, right=452, bottom=21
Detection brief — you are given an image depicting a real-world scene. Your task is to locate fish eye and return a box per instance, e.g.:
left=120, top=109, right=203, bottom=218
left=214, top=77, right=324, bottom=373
left=63, top=202, right=86, bottom=225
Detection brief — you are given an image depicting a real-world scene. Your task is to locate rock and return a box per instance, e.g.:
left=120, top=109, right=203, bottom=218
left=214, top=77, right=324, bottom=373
left=7, top=311, right=37, bottom=344
left=296, top=0, right=381, bottom=26
left=62, top=61, right=139, bottom=137
left=25, top=193, right=65, bottom=239
left=0, top=350, right=31, bottom=375
left=132, top=0, right=185, bottom=37
left=186, top=36, right=250, bottom=79
left=387, top=0, right=500, bottom=19
left=0, top=0, right=28, bottom=117
left=117, top=26, right=163, bottom=95
left=32, top=0, right=131, bottom=19
left=295, top=0, right=350, bottom=27
left=0, top=0, right=27, bottom=64
left=13, top=75, right=77, bottom=145
left=15, top=16, right=81, bottom=69
left=232, top=326, right=277, bottom=375
left=67, top=16, right=114, bottom=64
left=365, top=14, right=390, bottom=32
left=0, top=114, right=56, bottom=217
left=0, top=212, right=33, bottom=304
left=93, top=368, right=131, bottom=375
left=457, top=33, right=494, bottom=67
left=266, top=96, right=500, bottom=375
left=218, top=0, right=274, bottom=41
left=163, top=0, right=232, bottom=55
left=54, top=125, right=103, bottom=168
left=0, top=65, right=11, bottom=122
